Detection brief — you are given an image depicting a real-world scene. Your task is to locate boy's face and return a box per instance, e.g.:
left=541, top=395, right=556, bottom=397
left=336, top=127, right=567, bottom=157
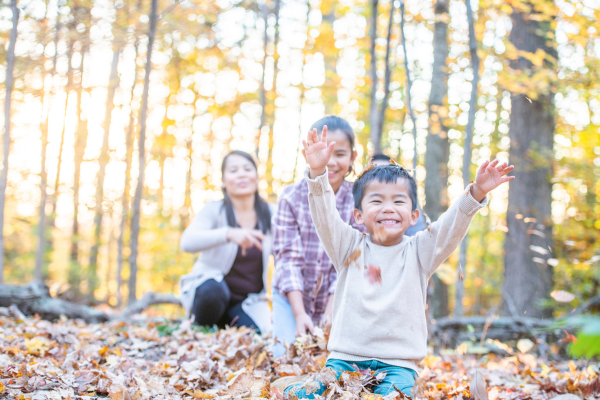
left=353, top=179, right=420, bottom=246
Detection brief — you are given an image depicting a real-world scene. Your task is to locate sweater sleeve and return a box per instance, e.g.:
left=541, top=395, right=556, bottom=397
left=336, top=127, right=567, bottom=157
left=305, top=168, right=359, bottom=272
left=272, top=198, right=306, bottom=294
left=180, top=202, right=230, bottom=253
left=415, top=184, right=488, bottom=278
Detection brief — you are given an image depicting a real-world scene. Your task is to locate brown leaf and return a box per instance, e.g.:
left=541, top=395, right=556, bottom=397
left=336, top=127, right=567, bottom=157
left=343, top=248, right=361, bottom=268
left=373, top=224, right=387, bottom=243
left=470, top=369, right=488, bottom=400
left=584, top=377, right=600, bottom=397
left=365, top=265, right=382, bottom=285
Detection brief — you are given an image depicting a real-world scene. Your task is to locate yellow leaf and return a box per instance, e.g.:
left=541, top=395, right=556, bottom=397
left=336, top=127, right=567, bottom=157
left=185, top=390, right=216, bottom=399
left=25, top=337, right=50, bottom=353
left=99, top=346, right=108, bottom=356
left=0, top=381, right=5, bottom=394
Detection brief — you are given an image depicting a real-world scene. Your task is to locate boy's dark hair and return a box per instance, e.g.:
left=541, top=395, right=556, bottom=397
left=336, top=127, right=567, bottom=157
left=352, top=165, right=418, bottom=211
left=371, top=153, right=391, bottom=163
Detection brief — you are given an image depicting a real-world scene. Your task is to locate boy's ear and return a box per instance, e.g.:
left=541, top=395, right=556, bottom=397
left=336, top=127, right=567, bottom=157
left=351, top=149, right=358, bottom=163
left=353, top=208, right=364, bottom=225
left=409, top=208, right=420, bottom=226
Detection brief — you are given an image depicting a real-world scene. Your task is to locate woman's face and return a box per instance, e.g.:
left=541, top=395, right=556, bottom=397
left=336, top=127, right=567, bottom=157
left=326, top=130, right=357, bottom=192
left=222, top=154, right=258, bottom=197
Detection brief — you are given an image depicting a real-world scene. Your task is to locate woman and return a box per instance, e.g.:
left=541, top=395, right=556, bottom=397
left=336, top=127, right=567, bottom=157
left=179, top=150, right=275, bottom=334
left=272, top=116, right=366, bottom=356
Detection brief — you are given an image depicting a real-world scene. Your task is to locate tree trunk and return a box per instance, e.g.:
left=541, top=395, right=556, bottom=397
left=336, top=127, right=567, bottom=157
left=424, top=0, right=450, bottom=319
left=377, top=0, right=396, bottom=139
left=88, top=48, right=120, bottom=301
left=0, top=0, right=19, bottom=283
left=455, top=0, right=480, bottom=317
left=116, top=40, right=139, bottom=308
left=265, top=0, right=281, bottom=199
left=129, top=0, right=158, bottom=305
left=0, top=281, right=108, bottom=323
left=399, top=0, right=418, bottom=172
left=503, top=7, right=555, bottom=319
left=69, top=46, right=88, bottom=295
left=35, top=16, right=62, bottom=281
left=257, top=3, right=269, bottom=157
left=48, top=43, right=75, bottom=238
left=369, top=0, right=380, bottom=153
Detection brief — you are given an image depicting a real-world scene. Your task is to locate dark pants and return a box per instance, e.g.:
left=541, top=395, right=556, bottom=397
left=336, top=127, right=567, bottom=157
left=192, top=279, right=259, bottom=332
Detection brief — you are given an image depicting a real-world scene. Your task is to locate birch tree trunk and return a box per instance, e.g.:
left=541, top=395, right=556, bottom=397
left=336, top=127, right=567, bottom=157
left=503, top=5, right=555, bottom=319
left=0, top=0, right=19, bottom=283
left=369, top=0, right=380, bottom=153
left=69, top=45, right=88, bottom=295
left=35, top=18, right=62, bottom=281
left=377, top=0, right=396, bottom=138
left=455, top=0, right=480, bottom=317
left=257, top=2, right=269, bottom=157
left=116, top=40, right=139, bottom=308
left=128, top=0, right=158, bottom=305
left=88, top=48, right=120, bottom=301
left=424, top=0, right=450, bottom=319
left=266, top=0, right=281, bottom=199
left=399, top=0, right=418, bottom=172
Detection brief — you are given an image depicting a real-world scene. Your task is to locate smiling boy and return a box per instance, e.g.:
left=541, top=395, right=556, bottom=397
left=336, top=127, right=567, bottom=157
left=281, top=127, right=514, bottom=398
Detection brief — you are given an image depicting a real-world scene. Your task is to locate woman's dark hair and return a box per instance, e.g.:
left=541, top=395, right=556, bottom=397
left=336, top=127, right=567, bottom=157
left=221, top=150, right=271, bottom=234
left=310, top=115, right=356, bottom=175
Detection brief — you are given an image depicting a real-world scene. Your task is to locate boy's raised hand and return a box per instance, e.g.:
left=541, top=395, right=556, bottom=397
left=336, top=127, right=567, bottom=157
left=302, top=125, right=335, bottom=179
left=471, top=159, right=515, bottom=202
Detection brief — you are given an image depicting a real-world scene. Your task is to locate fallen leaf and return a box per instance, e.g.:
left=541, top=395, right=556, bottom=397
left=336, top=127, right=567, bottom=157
left=366, top=265, right=382, bottom=285
left=373, top=224, right=387, bottom=243
left=551, top=290, right=575, bottom=303
left=562, top=330, right=577, bottom=343
left=185, top=390, right=216, bottom=399
left=344, top=248, right=362, bottom=268
left=470, top=369, right=488, bottom=400
left=517, top=338, right=534, bottom=353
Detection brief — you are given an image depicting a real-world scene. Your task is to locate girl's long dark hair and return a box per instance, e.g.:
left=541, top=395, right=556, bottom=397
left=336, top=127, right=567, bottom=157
left=221, top=150, right=271, bottom=234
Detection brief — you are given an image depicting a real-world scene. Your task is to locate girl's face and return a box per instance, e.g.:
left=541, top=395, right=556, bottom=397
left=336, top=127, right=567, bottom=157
left=326, top=130, right=357, bottom=192
left=222, top=154, right=258, bottom=197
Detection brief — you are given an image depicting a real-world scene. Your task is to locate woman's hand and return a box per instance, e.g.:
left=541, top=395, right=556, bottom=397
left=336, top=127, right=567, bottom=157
left=302, top=125, right=335, bottom=179
left=294, top=312, right=315, bottom=337
left=226, top=228, right=265, bottom=251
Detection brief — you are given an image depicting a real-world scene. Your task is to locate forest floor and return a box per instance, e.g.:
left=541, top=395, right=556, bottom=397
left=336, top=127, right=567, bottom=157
left=0, top=315, right=598, bottom=400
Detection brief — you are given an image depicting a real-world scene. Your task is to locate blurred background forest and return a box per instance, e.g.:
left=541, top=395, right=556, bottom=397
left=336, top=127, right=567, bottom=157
left=0, top=0, right=598, bottom=326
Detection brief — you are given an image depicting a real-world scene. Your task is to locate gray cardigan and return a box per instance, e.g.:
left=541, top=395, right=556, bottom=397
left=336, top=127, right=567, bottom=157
left=179, top=200, right=276, bottom=333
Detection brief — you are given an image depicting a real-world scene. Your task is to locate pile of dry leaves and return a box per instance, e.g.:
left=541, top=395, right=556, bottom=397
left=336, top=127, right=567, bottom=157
left=0, top=315, right=598, bottom=400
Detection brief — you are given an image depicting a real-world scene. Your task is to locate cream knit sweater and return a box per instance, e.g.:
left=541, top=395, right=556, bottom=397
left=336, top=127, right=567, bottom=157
left=305, top=168, right=487, bottom=371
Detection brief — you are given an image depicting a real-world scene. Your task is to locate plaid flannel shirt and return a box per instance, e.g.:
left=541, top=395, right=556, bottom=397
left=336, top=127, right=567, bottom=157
left=273, top=178, right=365, bottom=322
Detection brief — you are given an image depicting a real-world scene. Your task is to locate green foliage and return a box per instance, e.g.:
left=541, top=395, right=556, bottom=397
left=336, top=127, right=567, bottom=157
left=568, top=316, right=600, bottom=358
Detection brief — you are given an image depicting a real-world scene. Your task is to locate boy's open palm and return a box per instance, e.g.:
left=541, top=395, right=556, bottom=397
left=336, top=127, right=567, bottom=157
left=302, top=125, right=335, bottom=177
left=472, top=159, right=515, bottom=200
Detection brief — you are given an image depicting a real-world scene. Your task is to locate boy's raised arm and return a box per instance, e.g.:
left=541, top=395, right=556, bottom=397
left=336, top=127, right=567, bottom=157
left=416, top=159, right=514, bottom=277
left=303, top=127, right=359, bottom=270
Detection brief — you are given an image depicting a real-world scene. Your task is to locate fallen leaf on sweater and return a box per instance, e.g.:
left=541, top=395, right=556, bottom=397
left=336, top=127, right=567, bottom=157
left=373, top=225, right=387, bottom=243
left=365, top=265, right=382, bottom=285
left=344, top=249, right=362, bottom=268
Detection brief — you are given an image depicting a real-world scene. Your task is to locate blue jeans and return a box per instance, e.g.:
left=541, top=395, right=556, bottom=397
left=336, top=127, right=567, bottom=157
left=272, top=291, right=297, bottom=358
left=284, top=359, right=416, bottom=398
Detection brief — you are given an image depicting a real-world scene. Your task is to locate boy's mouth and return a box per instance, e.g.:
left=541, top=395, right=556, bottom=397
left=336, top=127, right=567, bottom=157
left=377, top=219, right=400, bottom=225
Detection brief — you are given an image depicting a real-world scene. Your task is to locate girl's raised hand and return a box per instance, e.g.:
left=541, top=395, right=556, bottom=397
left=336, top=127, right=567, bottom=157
left=302, top=125, right=335, bottom=178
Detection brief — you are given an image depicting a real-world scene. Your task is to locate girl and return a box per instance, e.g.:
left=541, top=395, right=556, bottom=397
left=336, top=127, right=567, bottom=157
left=179, top=151, right=276, bottom=334
left=272, top=115, right=364, bottom=356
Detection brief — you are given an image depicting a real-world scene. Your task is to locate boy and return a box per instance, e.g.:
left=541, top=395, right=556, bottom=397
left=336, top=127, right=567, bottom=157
left=280, top=127, right=514, bottom=398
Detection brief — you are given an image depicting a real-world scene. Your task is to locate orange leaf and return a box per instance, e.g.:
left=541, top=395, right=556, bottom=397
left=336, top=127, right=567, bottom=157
left=343, top=248, right=361, bottom=268
left=562, top=330, right=577, bottom=343
left=366, top=265, right=382, bottom=285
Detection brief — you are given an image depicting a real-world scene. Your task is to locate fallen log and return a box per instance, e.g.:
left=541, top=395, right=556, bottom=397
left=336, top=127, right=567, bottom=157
left=111, top=292, right=182, bottom=321
left=0, top=281, right=108, bottom=323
